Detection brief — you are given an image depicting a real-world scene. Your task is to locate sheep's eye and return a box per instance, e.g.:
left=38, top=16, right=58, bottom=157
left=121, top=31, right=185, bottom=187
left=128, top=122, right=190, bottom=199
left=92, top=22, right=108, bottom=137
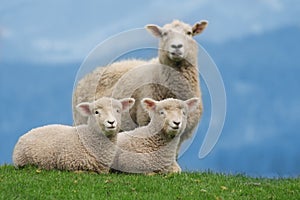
left=95, top=111, right=99, bottom=115
left=162, top=32, right=168, bottom=37
left=159, top=110, right=165, bottom=115
left=116, top=109, right=120, bottom=113
left=186, top=31, right=192, bottom=36
left=182, top=110, right=186, bottom=115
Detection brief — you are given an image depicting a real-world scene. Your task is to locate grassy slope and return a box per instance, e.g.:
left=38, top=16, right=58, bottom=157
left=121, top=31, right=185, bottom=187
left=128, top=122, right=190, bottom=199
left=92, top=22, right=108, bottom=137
left=0, top=165, right=299, bottom=200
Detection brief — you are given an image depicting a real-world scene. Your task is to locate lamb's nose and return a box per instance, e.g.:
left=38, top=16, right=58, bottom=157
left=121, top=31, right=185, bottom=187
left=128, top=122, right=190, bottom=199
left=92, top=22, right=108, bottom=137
left=107, top=120, right=115, bottom=125
left=171, top=44, right=183, bottom=49
left=173, top=121, right=181, bottom=126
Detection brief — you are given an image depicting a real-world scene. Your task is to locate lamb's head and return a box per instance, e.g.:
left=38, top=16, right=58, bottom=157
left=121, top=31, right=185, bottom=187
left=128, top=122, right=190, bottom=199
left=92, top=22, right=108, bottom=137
left=146, top=20, right=208, bottom=66
left=76, top=97, right=135, bottom=137
left=142, top=97, right=200, bottom=139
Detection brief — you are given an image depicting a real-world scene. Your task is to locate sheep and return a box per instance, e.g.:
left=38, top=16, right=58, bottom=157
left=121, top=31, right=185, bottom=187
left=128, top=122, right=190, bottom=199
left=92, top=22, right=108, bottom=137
left=73, top=19, right=208, bottom=154
left=13, top=97, right=135, bottom=173
left=112, top=97, right=200, bottom=174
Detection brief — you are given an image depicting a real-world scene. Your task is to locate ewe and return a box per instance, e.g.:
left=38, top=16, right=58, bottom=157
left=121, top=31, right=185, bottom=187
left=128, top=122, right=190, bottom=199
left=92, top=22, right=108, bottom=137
left=13, top=97, right=134, bottom=173
left=73, top=20, right=208, bottom=153
left=112, top=97, right=200, bottom=174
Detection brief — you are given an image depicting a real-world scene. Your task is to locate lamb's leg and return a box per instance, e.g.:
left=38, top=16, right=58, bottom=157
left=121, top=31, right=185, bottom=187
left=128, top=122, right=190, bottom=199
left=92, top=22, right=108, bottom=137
left=165, top=161, right=182, bottom=174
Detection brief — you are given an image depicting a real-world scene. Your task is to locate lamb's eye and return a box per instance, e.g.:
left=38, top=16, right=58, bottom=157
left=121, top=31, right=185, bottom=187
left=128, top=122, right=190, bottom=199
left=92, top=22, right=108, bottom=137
left=186, top=31, right=192, bottom=36
left=162, top=32, right=168, bottom=37
left=159, top=110, right=165, bottom=115
left=116, top=109, right=120, bottom=113
left=95, top=111, right=99, bottom=115
left=182, top=110, right=186, bottom=115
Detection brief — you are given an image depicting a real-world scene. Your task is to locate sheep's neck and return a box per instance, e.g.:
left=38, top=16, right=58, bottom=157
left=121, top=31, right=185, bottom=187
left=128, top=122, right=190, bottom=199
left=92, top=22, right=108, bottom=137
left=106, top=134, right=117, bottom=143
left=179, top=64, right=201, bottom=97
left=87, top=125, right=117, bottom=143
left=77, top=125, right=117, bottom=166
left=157, top=61, right=201, bottom=98
left=147, top=118, right=180, bottom=144
left=159, top=52, right=197, bottom=70
left=122, top=117, right=180, bottom=156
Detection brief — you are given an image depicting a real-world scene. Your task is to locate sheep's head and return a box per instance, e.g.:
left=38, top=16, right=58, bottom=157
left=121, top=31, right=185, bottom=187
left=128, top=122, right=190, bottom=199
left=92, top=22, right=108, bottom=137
left=141, top=97, right=200, bottom=139
left=76, top=97, right=135, bottom=137
left=146, top=20, right=208, bottom=66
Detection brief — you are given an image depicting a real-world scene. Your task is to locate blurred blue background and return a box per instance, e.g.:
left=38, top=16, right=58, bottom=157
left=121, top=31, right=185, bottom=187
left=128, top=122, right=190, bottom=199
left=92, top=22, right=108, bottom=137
left=1, top=0, right=300, bottom=177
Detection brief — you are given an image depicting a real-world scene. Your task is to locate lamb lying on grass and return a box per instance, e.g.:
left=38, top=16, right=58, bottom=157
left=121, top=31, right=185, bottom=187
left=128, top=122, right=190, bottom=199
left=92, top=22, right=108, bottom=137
left=112, top=97, right=200, bottom=174
left=13, top=97, right=135, bottom=173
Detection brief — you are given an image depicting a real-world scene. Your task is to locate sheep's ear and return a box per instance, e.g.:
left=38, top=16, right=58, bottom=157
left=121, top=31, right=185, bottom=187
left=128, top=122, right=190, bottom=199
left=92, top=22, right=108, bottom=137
left=76, top=102, right=92, bottom=117
left=192, top=20, right=208, bottom=36
left=185, top=98, right=200, bottom=112
left=145, top=24, right=163, bottom=38
left=120, top=98, right=135, bottom=112
left=141, top=98, right=157, bottom=111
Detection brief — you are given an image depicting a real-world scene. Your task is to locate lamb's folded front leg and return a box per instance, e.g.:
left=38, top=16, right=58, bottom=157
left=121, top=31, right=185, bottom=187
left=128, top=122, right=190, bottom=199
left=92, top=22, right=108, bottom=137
left=164, top=161, right=182, bottom=174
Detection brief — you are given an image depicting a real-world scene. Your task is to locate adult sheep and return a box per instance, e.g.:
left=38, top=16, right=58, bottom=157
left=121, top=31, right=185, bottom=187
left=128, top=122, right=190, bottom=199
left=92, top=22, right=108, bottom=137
left=73, top=20, right=208, bottom=153
left=112, top=97, right=200, bottom=174
left=13, top=97, right=135, bottom=173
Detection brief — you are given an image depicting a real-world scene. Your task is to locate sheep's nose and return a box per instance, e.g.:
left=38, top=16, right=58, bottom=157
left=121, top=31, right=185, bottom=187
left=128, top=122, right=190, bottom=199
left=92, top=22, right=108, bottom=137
left=171, top=44, right=183, bottom=49
left=107, top=120, right=115, bottom=125
left=173, top=121, right=181, bottom=126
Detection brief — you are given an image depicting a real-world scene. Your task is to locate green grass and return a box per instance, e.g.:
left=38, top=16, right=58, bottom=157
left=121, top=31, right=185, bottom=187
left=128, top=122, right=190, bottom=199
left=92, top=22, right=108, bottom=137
left=0, top=165, right=299, bottom=200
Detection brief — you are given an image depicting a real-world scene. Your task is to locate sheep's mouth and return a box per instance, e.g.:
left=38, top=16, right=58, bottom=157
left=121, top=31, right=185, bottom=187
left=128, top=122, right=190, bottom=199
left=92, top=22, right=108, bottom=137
left=104, top=125, right=117, bottom=132
left=169, top=51, right=184, bottom=61
left=170, top=126, right=179, bottom=130
left=171, top=52, right=182, bottom=57
left=106, top=126, right=116, bottom=130
left=169, top=125, right=180, bottom=133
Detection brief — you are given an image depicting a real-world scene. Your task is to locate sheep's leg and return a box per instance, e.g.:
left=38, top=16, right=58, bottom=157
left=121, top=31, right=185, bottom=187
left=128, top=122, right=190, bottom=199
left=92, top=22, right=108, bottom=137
left=164, top=161, right=181, bottom=174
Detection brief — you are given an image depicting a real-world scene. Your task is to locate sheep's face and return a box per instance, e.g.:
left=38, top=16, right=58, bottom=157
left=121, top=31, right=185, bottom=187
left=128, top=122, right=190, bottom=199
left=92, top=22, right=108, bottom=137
left=146, top=20, right=208, bottom=64
left=159, top=103, right=188, bottom=138
left=76, top=97, right=135, bottom=138
left=142, top=98, right=200, bottom=139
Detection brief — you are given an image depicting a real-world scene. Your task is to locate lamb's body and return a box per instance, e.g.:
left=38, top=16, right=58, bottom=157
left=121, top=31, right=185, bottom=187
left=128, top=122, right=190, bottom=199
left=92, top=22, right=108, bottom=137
left=112, top=97, right=200, bottom=174
left=113, top=126, right=181, bottom=173
left=13, top=124, right=114, bottom=173
left=13, top=97, right=135, bottom=173
left=73, top=20, right=208, bottom=152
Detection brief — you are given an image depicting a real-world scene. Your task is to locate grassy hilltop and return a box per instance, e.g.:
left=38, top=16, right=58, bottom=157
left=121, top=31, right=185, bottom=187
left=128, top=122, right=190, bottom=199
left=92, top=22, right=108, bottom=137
left=0, top=165, right=299, bottom=200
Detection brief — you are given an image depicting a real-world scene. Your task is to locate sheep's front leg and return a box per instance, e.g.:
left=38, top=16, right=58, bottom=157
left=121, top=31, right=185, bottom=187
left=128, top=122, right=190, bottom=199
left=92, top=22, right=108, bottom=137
left=165, top=161, right=181, bottom=174
left=171, top=161, right=182, bottom=173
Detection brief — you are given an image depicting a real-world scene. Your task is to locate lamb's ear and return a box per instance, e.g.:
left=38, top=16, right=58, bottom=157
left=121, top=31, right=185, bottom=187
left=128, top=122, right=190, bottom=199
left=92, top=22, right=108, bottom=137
left=185, top=98, right=200, bottom=112
left=76, top=102, right=92, bottom=117
left=145, top=24, right=163, bottom=38
left=120, top=98, right=135, bottom=112
left=192, top=20, right=208, bottom=36
left=141, top=98, right=157, bottom=112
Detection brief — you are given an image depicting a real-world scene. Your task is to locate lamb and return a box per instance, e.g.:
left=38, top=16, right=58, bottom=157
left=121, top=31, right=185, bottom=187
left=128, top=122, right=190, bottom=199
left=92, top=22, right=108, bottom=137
left=13, top=97, right=135, bottom=173
left=112, top=97, right=200, bottom=174
left=73, top=19, right=208, bottom=154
